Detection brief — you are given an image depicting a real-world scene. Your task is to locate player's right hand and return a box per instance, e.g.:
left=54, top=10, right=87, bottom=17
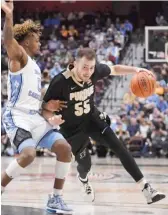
left=48, top=115, right=65, bottom=126
left=46, top=100, right=67, bottom=112
left=1, top=0, right=14, bottom=17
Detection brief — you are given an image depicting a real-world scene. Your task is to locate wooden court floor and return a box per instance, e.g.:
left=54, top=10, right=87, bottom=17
left=1, top=156, right=168, bottom=215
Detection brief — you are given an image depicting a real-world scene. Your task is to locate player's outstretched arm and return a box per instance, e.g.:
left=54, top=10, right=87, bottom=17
left=110, top=65, right=151, bottom=76
left=2, top=0, right=27, bottom=62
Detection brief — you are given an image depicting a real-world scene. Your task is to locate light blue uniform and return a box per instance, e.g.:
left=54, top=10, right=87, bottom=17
left=3, top=56, right=64, bottom=153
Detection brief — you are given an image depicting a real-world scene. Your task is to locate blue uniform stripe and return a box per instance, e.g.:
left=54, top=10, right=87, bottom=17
left=3, top=74, right=23, bottom=132
left=9, top=74, right=23, bottom=107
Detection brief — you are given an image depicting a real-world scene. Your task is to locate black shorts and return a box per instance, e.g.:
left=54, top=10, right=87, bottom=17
left=60, top=109, right=109, bottom=156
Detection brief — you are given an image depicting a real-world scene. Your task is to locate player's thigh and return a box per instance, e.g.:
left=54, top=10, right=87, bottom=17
left=66, top=131, right=90, bottom=156
left=2, top=112, right=36, bottom=153
left=38, top=129, right=65, bottom=150
left=87, top=121, right=109, bottom=147
left=31, top=113, right=52, bottom=143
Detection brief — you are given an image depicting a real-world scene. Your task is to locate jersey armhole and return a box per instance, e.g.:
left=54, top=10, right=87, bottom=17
left=8, top=55, right=29, bottom=76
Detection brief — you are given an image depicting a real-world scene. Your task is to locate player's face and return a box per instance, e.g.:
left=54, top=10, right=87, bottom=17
left=75, top=57, right=96, bottom=82
left=27, top=33, right=41, bottom=56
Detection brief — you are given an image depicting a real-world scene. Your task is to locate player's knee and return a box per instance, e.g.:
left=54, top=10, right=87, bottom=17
left=19, top=148, right=36, bottom=166
left=85, top=159, right=91, bottom=172
left=52, top=140, right=72, bottom=158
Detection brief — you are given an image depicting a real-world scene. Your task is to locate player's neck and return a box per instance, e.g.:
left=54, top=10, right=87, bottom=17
left=23, top=46, right=34, bottom=58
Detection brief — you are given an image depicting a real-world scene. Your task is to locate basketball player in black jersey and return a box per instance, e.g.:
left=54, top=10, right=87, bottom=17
left=42, top=48, right=165, bottom=204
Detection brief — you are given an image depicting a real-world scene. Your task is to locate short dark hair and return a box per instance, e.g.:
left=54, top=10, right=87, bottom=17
left=76, top=48, right=96, bottom=60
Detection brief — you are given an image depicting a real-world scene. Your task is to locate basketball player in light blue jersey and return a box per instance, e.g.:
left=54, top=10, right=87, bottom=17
left=1, top=1, right=72, bottom=214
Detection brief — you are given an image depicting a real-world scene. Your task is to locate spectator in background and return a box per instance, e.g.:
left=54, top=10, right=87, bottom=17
left=67, top=12, right=75, bottom=21
left=94, top=30, right=105, bottom=48
left=78, top=11, right=85, bottom=20
left=106, top=28, right=114, bottom=42
left=161, top=66, right=168, bottom=83
left=120, top=23, right=127, bottom=36
left=67, top=36, right=78, bottom=50
left=157, top=96, right=168, bottom=112
left=155, top=12, right=162, bottom=25
left=44, top=15, right=52, bottom=27
left=89, top=37, right=98, bottom=50
left=114, top=31, right=125, bottom=47
left=52, top=25, right=61, bottom=38
left=151, top=121, right=167, bottom=157
left=106, top=17, right=112, bottom=28
left=124, top=20, right=133, bottom=32
left=127, top=118, right=139, bottom=137
left=115, top=17, right=120, bottom=30
left=100, top=56, right=113, bottom=67
left=155, top=12, right=167, bottom=26
left=48, top=35, right=61, bottom=52
left=107, top=42, right=120, bottom=64
left=62, top=51, right=74, bottom=67
left=68, top=25, right=79, bottom=38
left=139, top=119, right=150, bottom=140
left=51, top=13, right=60, bottom=27
left=145, top=93, right=160, bottom=108
left=150, top=107, right=164, bottom=123
left=164, top=109, right=168, bottom=130
left=49, top=62, right=62, bottom=79
left=60, top=25, right=68, bottom=39
left=94, top=18, right=101, bottom=29
left=123, top=89, right=136, bottom=105
left=155, top=81, right=165, bottom=96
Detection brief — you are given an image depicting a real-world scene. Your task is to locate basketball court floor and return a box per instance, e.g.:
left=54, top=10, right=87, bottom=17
left=1, top=156, right=168, bottom=215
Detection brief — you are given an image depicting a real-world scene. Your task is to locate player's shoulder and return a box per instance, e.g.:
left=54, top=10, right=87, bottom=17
left=61, top=64, right=74, bottom=79
left=62, top=69, right=72, bottom=80
left=51, top=72, right=64, bottom=81
left=91, top=62, right=111, bottom=81
left=94, top=62, right=111, bottom=72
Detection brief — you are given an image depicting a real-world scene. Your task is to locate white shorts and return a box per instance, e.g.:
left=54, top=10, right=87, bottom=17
left=3, top=108, right=64, bottom=152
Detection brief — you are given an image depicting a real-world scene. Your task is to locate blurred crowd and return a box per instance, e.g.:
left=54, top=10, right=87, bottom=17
left=1, top=10, right=133, bottom=156
left=155, top=12, right=168, bottom=26
left=108, top=63, right=168, bottom=158
left=1, top=10, right=168, bottom=159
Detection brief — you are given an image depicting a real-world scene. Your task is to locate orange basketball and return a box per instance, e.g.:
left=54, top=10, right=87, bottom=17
left=130, top=70, right=156, bottom=98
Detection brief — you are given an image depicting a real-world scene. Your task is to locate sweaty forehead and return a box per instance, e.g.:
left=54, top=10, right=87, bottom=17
left=79, top=57, right=96, bottom=67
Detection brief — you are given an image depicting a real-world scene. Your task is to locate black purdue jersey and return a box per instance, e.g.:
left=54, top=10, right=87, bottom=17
left=43, top=63, right=111, bottom=134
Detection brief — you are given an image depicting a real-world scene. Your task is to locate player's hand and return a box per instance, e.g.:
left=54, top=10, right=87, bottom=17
left=46, top=100, right=67, bottom=112
left=136, top=68, right=156, bottom=79
left=136, top=68, right=154, bottom=75
left=48, top=115, right=65, bottom=126
left=1, top=0, right=14, bottom=17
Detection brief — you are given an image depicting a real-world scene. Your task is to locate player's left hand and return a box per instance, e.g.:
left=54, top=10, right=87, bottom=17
left=46, top=100, right=67, bottom=112
left=48, top=115, right=65, bottom=126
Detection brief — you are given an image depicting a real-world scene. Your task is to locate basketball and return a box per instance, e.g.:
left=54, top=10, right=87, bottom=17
left=130, top=70, right=156, bottom=98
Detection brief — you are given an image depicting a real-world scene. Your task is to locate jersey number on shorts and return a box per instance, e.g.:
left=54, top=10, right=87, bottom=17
left=75, top=99, right=90, bottom=116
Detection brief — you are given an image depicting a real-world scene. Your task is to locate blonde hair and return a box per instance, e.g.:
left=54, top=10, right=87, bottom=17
left=13, top=19, right=41, bottom=42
